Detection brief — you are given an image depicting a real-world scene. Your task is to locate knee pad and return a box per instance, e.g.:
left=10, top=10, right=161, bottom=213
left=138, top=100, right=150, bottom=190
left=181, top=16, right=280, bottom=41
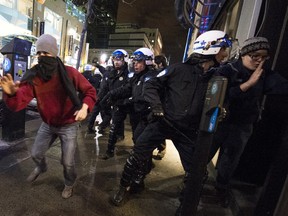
left=121, top=155, right=139, bottom=186
left=108, top=123, right=117, bottom=147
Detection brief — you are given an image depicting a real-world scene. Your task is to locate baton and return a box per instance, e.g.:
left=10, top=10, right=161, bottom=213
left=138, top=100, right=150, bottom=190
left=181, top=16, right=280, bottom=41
left=162, top=117, right=196, bottom=144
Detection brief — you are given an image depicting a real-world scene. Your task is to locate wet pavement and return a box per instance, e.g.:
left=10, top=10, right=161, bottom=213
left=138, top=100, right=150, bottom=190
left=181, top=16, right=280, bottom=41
left=0, top=111, right=257, bottom=216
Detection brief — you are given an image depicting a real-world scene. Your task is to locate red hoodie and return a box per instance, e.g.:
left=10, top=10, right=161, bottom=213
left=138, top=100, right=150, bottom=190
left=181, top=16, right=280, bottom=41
left=4, top=66, right=97, bottom=127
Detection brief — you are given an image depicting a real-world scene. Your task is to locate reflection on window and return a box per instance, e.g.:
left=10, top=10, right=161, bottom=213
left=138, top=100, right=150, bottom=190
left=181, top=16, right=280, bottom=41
left=44, top=7, right=62, bottom=33
left=213, top=0, right=240, bottom=39
left=66, top=0, right=86, bottom=23
left=0, top=0, right=14, bottom=8
left=18, top=0, right=33, bottom=18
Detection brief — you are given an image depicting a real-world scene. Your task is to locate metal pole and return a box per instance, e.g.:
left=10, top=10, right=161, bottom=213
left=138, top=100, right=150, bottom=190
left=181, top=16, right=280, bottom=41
left=182, top=28, right=193, bottom=62
left=76, top=0, right=94, bottom=70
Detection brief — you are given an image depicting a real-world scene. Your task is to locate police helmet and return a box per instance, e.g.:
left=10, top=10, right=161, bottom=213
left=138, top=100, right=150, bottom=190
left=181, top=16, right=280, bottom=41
left=84, top=64, right=93, bottom=71
left=132, top=47, right=154, bottom=66
left=112, top=49, right=129, bottom=62
left=193, top=30, right=232, bottom=55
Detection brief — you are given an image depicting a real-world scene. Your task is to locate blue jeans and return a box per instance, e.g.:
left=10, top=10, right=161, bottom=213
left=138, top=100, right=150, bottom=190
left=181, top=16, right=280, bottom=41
left=31, top=122, right=79, bottom=186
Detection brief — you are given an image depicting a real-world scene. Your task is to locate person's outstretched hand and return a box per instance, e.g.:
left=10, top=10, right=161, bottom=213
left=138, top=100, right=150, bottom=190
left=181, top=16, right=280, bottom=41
left=0, top=73, right=20, bottom=96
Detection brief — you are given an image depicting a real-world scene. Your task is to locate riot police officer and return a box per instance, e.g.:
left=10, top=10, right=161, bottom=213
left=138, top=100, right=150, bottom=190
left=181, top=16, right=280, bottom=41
left=100, top=49, right=132, bottom=159
left=103, top=47, right=158, bottom=190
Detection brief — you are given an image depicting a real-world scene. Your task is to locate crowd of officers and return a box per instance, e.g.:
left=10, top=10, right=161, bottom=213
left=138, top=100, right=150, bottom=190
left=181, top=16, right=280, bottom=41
left=81, top=30, right=288, bottom=215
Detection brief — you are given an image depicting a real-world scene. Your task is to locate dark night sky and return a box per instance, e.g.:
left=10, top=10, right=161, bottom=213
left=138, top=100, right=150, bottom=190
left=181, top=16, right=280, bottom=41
left=116, top=0, right=188, bottom=64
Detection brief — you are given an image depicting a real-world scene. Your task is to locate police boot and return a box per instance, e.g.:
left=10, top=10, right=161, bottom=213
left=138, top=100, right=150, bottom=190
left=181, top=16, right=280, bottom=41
left=100, top=149, right=114, bottom=160
left=130, top=180, right=145, bottom=194
left=101, top=124, right=118, bottom=159
left=111, top=185, right=130, bottom=206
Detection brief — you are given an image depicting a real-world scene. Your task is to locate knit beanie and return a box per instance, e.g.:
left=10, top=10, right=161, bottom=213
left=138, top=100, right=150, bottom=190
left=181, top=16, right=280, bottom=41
left=36, top=34, right=58, bottom=57
left=240, top=37, right=270, bottom=56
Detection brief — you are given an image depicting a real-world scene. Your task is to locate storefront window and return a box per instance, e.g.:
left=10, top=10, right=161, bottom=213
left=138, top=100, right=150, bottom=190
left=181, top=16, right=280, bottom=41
left=44, top=8, right=62, bottom=33
left=0, top=0, right=32, bottom=36
left=0, top=0, right=14, bottom=8
left=212, top=0, right=241, bottom=60
left=43, top=7, right=62, bottom=55
left=18, top=0, right=33, bottom=18
left=213, top=0, right=241, bottom=38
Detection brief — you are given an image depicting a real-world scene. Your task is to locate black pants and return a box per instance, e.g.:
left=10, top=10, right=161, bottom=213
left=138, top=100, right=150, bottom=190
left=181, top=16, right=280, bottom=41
left=119, top=120, right=198, bottom=187
left=106, top=106, right=132, bottom=153
left=88, top=104, right=111, bottom=130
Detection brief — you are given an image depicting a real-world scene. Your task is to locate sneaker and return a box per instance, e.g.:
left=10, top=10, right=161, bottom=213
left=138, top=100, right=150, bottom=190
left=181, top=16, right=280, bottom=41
left=111, top=186, right=130, bottom=206
left=26, top=167, right=46, bottom=182
left=62, top=185, right=73, bottom=199
left=100, top=151, right=114, bottom=160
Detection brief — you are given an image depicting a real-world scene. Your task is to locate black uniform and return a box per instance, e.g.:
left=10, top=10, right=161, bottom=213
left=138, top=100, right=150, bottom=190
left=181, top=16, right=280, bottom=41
left=108, top=67, right=161, bottom=185
left=100, top=63, right=132, bottom=156
left=87, top=69, right=111, bottom=132
left=109, top=67, right=156, bottom=143
left=82, top=70, right=102, bottom=92
left=111, top=59, right=214, bottom=206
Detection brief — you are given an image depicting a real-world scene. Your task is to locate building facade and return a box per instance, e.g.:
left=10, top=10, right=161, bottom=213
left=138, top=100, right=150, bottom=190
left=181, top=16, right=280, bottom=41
left=0, top=0, right=88, bottom=69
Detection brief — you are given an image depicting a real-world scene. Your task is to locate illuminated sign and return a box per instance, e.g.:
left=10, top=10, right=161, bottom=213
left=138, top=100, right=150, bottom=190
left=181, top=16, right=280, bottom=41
left=3, top=57, right=11, bottom=72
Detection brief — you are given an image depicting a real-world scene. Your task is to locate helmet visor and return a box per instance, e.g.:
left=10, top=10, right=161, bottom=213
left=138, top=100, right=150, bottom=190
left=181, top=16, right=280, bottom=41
left=112, top=50, right=126, bottom=61
left=131, top=54, right=146, bottom=62
left=112, top=55, right=124, bottom=61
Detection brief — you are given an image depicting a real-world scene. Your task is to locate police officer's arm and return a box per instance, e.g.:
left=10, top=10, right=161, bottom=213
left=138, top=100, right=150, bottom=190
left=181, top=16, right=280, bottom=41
left=97, top=75, right=109, bottom=102
left=144, top=68, right=169, bottom=113
left=109, top=82, right=132, bottom=99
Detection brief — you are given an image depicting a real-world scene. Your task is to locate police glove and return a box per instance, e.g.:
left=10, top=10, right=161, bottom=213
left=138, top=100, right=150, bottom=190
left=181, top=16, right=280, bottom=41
left=100, top=92, right=112, bottom=107
left=148, top=106, right=164, bottom=123
left=218, top=107, right=227, bottom=122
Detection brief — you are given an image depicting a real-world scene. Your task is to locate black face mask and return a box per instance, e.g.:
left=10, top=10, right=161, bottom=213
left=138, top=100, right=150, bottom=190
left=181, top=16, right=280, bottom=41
left=37, top=56, right=58, bottom=81
left=38, top=56, right=58, bottom=71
